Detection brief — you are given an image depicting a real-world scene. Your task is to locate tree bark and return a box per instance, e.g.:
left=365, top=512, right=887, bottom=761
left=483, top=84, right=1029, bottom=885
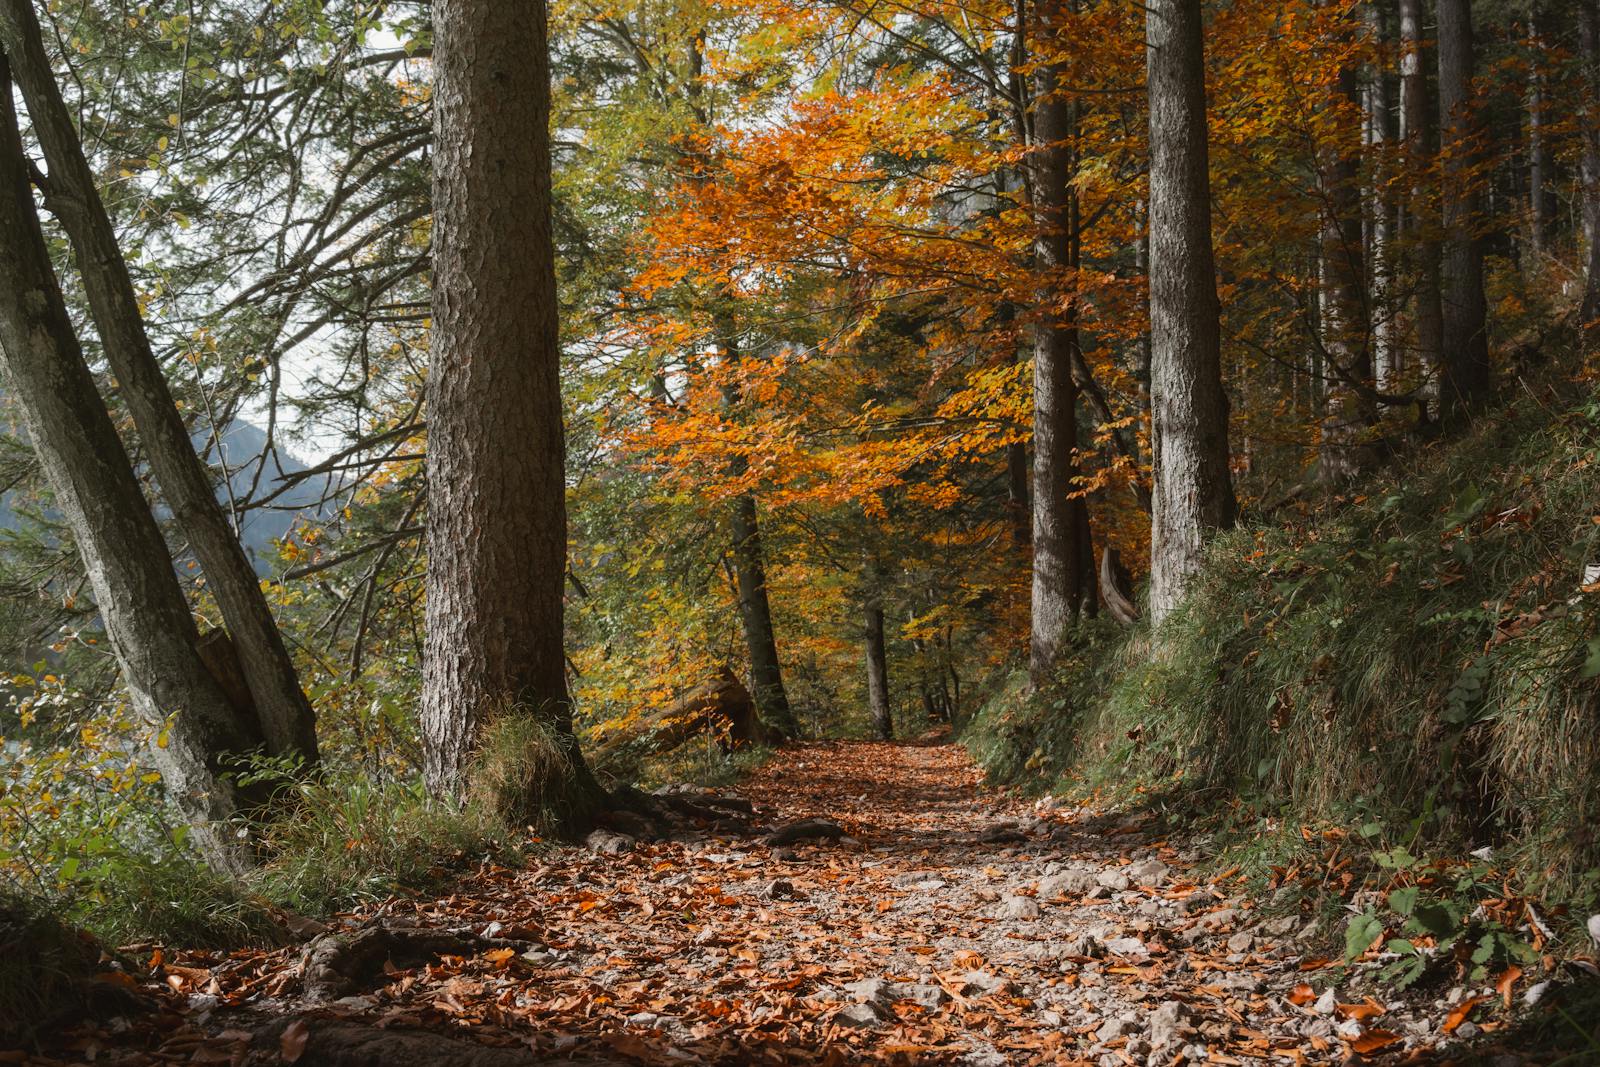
left=1399, top=0, right=1444, bottom=401
left=1526, top=3, right=1555, bottom=264
left=1364, top=2, right=1398, bottom=388
left=1028, top=0, right=1092, bottom=683
left=716, top=321, right=798, bottom=739
left=864, top=594, right=891, bottom=741
left=422, top=0, right=601, bottom=825
left=1580, top=0, right=1600, bottom=326
left=1321, top=49, right=1376, bottom=484
left=0, top=52, right=256, bottom=872
left=1145, top=0, right=1236, bottom=625
left=0, top=0, right=317, bottom=766
left=1436, top=0, right=1491, bottom=421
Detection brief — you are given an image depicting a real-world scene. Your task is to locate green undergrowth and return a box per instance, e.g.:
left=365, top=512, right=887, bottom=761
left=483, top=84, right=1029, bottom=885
left=966, top=357, right=1600, bottom=930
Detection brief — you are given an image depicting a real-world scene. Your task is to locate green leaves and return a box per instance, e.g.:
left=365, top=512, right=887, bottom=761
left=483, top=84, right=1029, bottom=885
left=1344, top=910, right=1384, bottom=961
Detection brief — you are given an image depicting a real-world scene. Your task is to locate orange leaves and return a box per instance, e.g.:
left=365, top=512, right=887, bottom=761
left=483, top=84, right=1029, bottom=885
left=1349, top=1029, right=1404, bottom=1056
left=1442, top=996, right=1486, bottom=1034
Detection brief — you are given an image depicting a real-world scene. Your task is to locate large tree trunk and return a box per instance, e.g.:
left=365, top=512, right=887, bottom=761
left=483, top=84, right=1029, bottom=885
left=1145, top=0, right=1237, bottom=625
left=422, top=0, right=601, bottom=825
left=1436, top=0, right=1491, bottom=421
left=1028, top=0, right=1092, bottom=684
left=1580, top=0, right=1600, bottom=326
left=0, top=53, right=257, bottom=873
left=1321, top=46, right=1376, bottom=484
left=1398, top=0, right=1444, bottom=403
left=0, top=0, right=317, bottom=766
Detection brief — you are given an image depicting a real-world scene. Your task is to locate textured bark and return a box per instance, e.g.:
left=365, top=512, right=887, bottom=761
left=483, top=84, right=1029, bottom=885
left=1526, top=4, right=1555, bottom=264
left=1436, top=0, right=1490, bottom=421
left=726, top=491, right=795, bottom=736
left=1399, top=0, right=1444, bottom=395
left=1145, top=0, right=1236, bottom=625
left=1321, top=53, right=1376, bottom=484
left=0, top=0, right=317, bottom=765
left=1028, top=0, right=1092, bottom=683
left=423, top=0, right=601, bottom=822
left=1364, top=2, right=1398, bottom=387
left=717, top=329, right=797, bottom=739
left=0, top=54, right=254, bottom=872
left=864, top=587, right=892, bottom=741
left=1581, top=0, right=1600, bottom=326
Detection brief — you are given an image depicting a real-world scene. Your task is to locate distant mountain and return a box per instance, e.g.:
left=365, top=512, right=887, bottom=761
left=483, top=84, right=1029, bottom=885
left=0, top=418, right=336, bottom=575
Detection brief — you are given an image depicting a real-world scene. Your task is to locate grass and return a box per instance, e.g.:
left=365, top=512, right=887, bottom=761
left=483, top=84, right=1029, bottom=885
left=964, top=349, right=1600, bottom=926
left=0, top=890, right=104, bottom=1042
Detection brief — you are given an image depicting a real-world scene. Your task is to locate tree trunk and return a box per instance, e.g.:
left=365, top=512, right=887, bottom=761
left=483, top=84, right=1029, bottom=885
left=1321, top=52, right=1376, bottom=484
left=0, top=53, right=257, bottom=872
left=1399, top=0, right=1444, bottom=401
left=0, top=0, right=317, bottom=766
left=1526, top=3, right=1555, bottom=265
left=1145, top=0, right=1237, bottom=625
left=864, top=594, right=891, bottom=741
left=727, top=480, right=797, bottom=737
left=422, top=0, right=601, bottom=826
left=1436, top=0, right=1491, bottom=421
left=1580, top=0, right=1600, bottom=326
left=1028, top=0, right=1092, bottom=683
left=716, top=321, right=798, bottom=739
left=1364, top=2, right=1398, bottom=388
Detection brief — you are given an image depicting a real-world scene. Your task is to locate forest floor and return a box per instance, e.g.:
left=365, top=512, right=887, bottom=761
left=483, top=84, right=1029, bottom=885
left=17, top=738, right=1568, bottom=1066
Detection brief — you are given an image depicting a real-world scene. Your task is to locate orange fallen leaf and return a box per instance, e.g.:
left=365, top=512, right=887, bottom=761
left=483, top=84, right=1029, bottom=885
left=482, top=947, right=516, bottom=966
left=1443, top=996, right=1485, bottom=1034
left=1336, top=998, right=1386, bottom=1021
left=1288, top=983, right=1316, bottom=1006
left=1297, top=957, right=1333, bottom=970
left=1495, top=965, right=1522, bottom=1008
left=1351, top=1029, right=1403, bottom=1055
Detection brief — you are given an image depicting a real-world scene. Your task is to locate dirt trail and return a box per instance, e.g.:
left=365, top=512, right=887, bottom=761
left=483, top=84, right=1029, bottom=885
left=28, top=740, right=1489, bottom=1065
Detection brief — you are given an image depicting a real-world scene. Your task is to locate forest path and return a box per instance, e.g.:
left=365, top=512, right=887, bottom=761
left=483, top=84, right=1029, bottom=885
left=64, top=740, right=1450, bottom=1065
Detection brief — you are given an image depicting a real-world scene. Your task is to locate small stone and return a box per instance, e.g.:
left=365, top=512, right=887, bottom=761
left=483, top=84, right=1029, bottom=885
left=1000, top=896, right=1041, bottom=921
left=889, top=982, right=949, bottom=1009
left=1454, top=1021, right=1480, bottom=1040
left=1038, top=869, right=1098, bottom=897
left=1128, top=858, right=1171, bottom=885
left=1097, top=869, right=1132, bottom=891
left=1063, top=933, right=1102, bottom=958
left=844, top=977, right=890, bottom=1004
left=960, top=970, right=1012, bottom=997
left=1096, top=1014, right=1138, bottom=1042
left=1226, top=931, right=1254, bottom=953
left=1523, top=981, right=1552, bottom=1006
left=834, top=1002, right=882, bottom=1028
left=1312, top=989, right=1338, bottom=1015
left=584, top=829, right=636, bottom=854
left=1101, top=936, right=1148, bottom=957
left=1147, top=1000, right=1192, bottom=1049
left=626, top=1011, right=659, bottom=1027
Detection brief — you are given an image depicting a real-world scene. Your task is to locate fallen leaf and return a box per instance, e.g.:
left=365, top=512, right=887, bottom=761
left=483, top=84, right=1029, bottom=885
left=1351, top=1029, right=1403, bottom=1055
left=1288, top=983, right=1316, bottom=1006
left=280, top=1019, right=310, bottom=1064
left=1443, top=996, right=1485, bottom=1034
left=1336, top=998, right=1386, bottom=1021
left=1495, top=965, right=1522, bottom=1008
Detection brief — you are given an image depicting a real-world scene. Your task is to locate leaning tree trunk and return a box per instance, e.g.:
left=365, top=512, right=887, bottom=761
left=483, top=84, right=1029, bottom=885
left=0, top=52, right=257, bottom=873
left=1580, top=0, right=1600, bottom=326
left=1399, top=0, right=1444, bottom=402
left=1146, top=0, right=1237, bottom=625
left=1028, top=0, right=1092, bottom=684
left=423, top=0, right=601, bottom=827
left=1321, top=49, right=1376, bottom=485
left=1436, top=0, right=1491, bottom=422
left=0, top=0, right=317, bottom=765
